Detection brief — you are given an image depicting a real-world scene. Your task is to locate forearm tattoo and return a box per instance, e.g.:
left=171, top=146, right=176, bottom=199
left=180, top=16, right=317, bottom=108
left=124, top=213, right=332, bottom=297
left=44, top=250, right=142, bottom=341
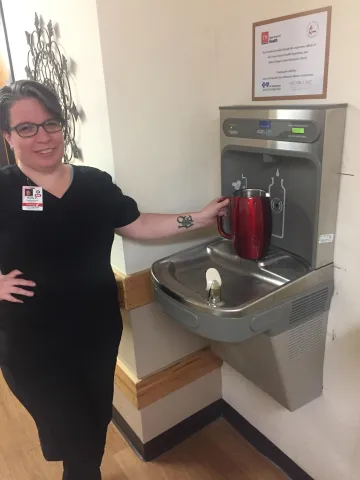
left=177, top=215, right=194, bottom=229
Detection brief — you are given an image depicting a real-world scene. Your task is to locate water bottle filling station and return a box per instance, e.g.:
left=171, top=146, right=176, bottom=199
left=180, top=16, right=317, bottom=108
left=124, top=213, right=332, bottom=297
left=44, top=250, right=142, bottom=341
left=151, top=105, right=347, bottom=411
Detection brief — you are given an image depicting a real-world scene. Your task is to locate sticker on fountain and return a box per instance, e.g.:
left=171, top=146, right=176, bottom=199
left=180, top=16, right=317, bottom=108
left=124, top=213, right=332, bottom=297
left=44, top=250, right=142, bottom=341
left=232, top=174, right=248, bottom=191
left=268, top=168, right=286, bottom=239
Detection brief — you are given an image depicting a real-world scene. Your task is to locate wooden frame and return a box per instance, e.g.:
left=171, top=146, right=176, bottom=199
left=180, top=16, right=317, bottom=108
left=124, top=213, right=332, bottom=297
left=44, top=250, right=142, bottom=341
left=114, top=347, right=223, bottom=409
left=252, top=7, right=332, bottom=101
left=113, top=268, right=154, bottom=311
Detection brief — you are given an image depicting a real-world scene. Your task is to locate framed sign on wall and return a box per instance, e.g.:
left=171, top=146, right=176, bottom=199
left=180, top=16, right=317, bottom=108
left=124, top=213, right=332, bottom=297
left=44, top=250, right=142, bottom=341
left=0, top=0, right=15, bottom=166
left=252, top=7, right=332, bottom=101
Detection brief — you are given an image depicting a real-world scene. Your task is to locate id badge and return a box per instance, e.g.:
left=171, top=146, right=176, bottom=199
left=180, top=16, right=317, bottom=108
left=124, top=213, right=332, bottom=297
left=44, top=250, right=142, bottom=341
left=22, top=186, right=43, bottom=211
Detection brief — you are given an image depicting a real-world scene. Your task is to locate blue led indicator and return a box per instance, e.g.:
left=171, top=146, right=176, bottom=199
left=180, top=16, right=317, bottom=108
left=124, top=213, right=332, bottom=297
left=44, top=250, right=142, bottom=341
left=259, top=120, right=271, bottom=129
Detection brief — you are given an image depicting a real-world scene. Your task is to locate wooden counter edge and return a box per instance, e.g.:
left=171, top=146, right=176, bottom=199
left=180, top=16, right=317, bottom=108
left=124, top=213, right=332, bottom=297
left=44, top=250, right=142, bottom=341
left=113, top=267, right=154, bottom=311
left=114, top=347, right=223, bottom=410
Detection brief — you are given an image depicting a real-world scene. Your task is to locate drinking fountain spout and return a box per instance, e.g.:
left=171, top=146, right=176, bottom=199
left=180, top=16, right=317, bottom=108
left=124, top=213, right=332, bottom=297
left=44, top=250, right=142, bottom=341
left=206, top=268, right=222, bottom=305
left=207, top=279, right=221, bottom=305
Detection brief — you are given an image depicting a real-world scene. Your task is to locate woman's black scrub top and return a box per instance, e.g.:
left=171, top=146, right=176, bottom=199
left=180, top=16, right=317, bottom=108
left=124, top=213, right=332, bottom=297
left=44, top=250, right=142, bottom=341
left=0, top=164, right=140, bottom=365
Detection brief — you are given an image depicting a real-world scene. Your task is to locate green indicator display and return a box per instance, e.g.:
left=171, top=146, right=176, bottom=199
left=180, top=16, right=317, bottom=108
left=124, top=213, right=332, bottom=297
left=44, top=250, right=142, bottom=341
left=292, top=127, right=305, bottom=134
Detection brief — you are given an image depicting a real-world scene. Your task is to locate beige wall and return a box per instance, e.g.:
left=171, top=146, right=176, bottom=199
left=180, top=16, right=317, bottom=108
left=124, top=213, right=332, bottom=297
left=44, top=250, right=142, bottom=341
left=215, top=2, right=360, bottom=480
left=121, top=303, right=208, bottom=379
left=98, top=1, right=360, bottom=478
left=96, top=0, right=221, bottom=274
left=113, top=368, right=222, bottom=443
left=95, top=0, right=225, bottom=439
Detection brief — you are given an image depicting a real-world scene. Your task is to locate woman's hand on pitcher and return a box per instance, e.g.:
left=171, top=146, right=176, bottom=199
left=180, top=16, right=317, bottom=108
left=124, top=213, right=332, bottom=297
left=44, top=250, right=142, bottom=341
left=197, top=197, right=230, bottom=226
left=0, top=270, right=36, bottom=303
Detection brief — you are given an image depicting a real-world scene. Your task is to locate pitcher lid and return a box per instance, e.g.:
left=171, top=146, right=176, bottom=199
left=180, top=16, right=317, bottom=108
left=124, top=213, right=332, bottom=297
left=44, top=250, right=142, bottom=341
left=234, top=188, right=269, bottom=198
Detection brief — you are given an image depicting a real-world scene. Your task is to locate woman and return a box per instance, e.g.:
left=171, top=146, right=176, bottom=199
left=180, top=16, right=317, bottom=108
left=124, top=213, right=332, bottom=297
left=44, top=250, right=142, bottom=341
left=0, top=80, right=229, bottom=479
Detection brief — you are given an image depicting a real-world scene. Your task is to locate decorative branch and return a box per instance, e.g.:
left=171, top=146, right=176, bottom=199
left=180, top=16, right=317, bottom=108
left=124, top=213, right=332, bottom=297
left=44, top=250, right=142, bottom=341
left=25, top=13, right=81, bottom=163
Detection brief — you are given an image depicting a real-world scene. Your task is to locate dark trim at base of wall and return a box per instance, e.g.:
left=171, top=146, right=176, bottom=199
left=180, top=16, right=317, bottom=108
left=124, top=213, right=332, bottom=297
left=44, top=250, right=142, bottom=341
left=112, top=399, right=314, bottom=480
left=112, top=399, right=223, bottom=462
left=222, top=402, right=313, bottom=480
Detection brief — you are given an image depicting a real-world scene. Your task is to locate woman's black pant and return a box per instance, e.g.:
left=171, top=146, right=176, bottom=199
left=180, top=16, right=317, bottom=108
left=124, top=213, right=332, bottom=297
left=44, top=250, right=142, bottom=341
left=1, top=324, right=121, bottom=479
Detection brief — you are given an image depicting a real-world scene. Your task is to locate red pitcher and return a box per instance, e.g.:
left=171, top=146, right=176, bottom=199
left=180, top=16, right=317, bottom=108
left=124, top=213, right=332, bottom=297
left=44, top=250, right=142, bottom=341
left=217, top=188, right=272, bottom=260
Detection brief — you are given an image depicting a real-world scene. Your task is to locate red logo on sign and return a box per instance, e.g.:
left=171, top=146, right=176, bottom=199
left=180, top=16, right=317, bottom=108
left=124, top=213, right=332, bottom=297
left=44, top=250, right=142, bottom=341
left=261, top=32, right=269, bottom=44
left=307, top=22, right=319, bottom=38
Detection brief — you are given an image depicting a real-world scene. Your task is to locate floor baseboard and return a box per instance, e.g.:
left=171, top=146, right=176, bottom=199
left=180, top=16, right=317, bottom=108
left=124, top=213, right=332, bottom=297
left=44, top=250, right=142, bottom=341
left=112, top=399, right=314, bottom=480
left=222, top=401, right=314, bottom=480
left=112, top=399, right=223, bottom=462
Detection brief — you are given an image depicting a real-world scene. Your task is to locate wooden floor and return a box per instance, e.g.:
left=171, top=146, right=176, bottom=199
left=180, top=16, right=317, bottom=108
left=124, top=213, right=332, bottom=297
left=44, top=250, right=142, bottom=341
left=0, top=371, right=287, bottom=480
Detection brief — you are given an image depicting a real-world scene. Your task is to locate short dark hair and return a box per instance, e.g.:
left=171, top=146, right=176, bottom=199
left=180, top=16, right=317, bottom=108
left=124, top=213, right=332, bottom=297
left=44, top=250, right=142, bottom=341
left=0, top=80, right=64, bottom=132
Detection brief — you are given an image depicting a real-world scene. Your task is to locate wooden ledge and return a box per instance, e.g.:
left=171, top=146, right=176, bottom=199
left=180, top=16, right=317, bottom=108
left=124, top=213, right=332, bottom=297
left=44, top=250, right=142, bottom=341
left=113, top=268, right=154, bottom=311
left=114, top=347, right=223, bottom=410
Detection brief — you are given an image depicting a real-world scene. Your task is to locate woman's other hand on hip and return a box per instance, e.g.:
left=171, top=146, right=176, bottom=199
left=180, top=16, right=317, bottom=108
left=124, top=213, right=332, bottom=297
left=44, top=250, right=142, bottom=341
left=0, top=270, right=36, bottom=303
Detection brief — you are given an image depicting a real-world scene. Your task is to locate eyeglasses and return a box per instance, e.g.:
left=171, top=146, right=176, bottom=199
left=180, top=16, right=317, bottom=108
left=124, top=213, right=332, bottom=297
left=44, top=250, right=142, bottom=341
left=9, top=119, right=64, bottom=138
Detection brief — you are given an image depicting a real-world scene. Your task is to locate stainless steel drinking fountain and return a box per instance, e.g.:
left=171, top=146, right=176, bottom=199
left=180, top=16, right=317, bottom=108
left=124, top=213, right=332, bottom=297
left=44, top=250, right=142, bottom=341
left=151, top=105, right=347, bottom=411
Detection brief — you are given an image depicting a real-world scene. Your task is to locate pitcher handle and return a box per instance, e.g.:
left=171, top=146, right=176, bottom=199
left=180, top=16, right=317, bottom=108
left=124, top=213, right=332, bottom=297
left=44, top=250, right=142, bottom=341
left=217, top=196, right=232, bottom=240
